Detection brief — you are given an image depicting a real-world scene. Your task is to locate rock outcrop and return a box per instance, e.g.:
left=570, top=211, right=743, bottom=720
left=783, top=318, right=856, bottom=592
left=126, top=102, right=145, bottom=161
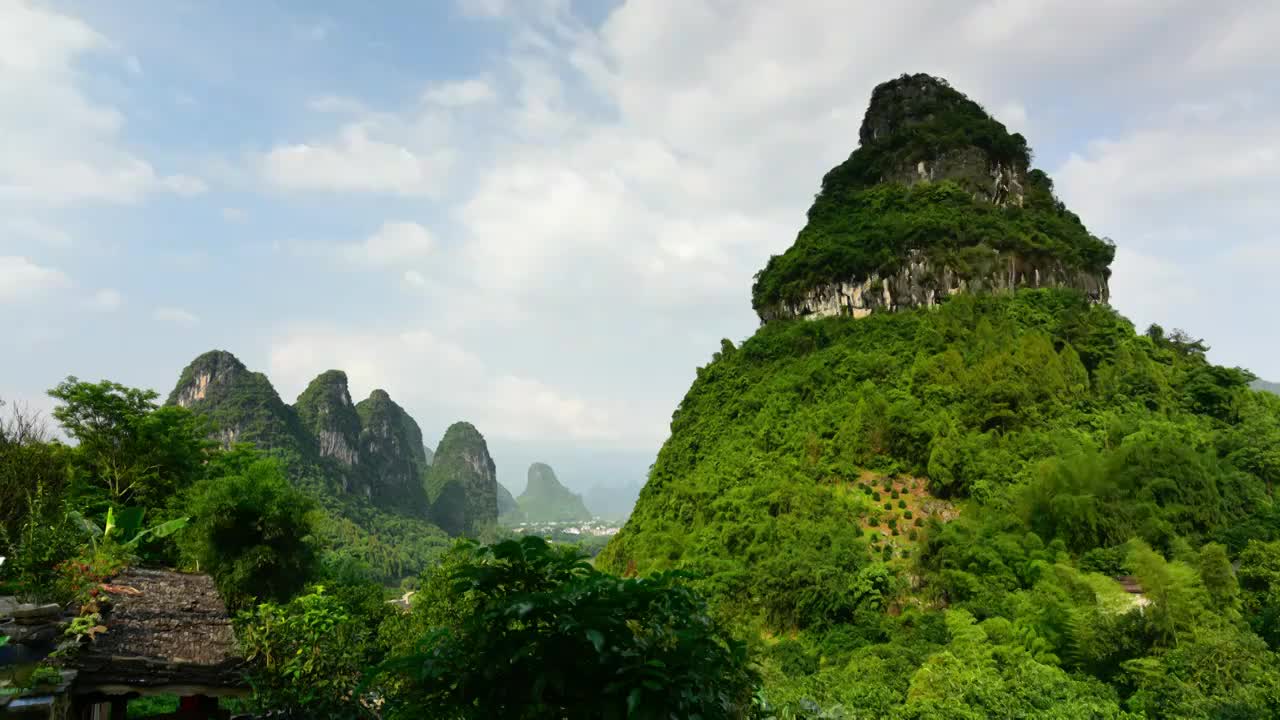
left=425, top=422, right=499, bottom=536
left=752, top=73, right=1114, bottom=322
left=356, top=389, right=431, bottom=514
left=496, top=482, right=520, bottom=520
left=758, top=250, right=1109, bottom=322
left=294, top=370, right=363, bottom=470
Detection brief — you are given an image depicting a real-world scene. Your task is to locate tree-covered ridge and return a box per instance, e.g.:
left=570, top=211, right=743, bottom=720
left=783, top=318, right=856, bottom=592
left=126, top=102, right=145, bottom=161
left=601, top=290, right=1280, bottom=715
left=751, top=74, right=1114, bottom=314
left=508, top=462, right=593, bottom=524
left=425, top=421, right=499, bottom=536
left=165, top=351, right=448, bottom=583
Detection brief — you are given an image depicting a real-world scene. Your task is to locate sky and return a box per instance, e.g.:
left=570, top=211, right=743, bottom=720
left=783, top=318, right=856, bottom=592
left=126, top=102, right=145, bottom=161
left=3, top=0, right=1279, bottom=494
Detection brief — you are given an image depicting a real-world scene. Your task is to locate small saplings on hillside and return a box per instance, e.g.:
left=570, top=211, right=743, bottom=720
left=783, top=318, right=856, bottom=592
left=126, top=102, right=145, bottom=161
left=600, top=73, right=1280, bottom=717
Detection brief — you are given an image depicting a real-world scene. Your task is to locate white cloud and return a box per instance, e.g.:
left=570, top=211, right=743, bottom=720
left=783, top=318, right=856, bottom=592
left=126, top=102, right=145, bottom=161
left=86, top=288, right=123, bottom=312
left=3, top=218, right=72, bottom=248
left=402, top=269, right=427, bottom=288
left=422, top=77, right=498, bottom=107
left=337, top=221, right=434, bottom=267
left=261, top=124, right=454, bottom=196
left=268, top=325, right=637, bottom=444
left=0, top=1, right=203, bottom=206
left=0, top=256, right=70, bottom=302
left=221, top=207, right=246, bottom=222
left=153, top=306, right=199, bottom=327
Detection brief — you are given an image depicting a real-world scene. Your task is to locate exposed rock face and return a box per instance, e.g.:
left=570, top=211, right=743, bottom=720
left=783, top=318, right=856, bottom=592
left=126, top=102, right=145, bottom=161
left=759, top=250, right=1110, bottom=322
left=356, top=390, right=431, bottom=513
left=166, top=350, right=308, bottom=455
left=517, top=462, right=592, bottom=523
left=425, top=422, right=498, bottom=536
left=294, top=370, right=362, bottom=468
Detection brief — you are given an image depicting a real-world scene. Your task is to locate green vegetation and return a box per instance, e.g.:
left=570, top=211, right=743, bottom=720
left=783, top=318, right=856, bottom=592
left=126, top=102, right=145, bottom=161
left=376, top=536, right=756, bottom=719
left=167, top=351, right=448, bottom=585
left=425, top=422, right=499, bottom=536
left=505, top=462, right=593, bottom=524
left=354, top=388, right=432, bottom=514
left=177, top=455, right=318, bottom=608
left=601, top=290, right=1280, bottom=716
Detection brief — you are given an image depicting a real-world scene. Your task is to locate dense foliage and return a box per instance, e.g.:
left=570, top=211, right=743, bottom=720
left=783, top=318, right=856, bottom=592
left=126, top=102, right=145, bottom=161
left=601, top=290, right=1280, bottom=716
left=377, top=536, right=757, bottom=719
left=178, top=454, right=319, bottom=608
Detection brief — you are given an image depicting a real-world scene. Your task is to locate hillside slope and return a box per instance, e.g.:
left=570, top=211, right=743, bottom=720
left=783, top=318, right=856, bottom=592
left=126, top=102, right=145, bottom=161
left=514, top=462, right=593, bottom=523
left=600, top=74, right=1280, bottom=716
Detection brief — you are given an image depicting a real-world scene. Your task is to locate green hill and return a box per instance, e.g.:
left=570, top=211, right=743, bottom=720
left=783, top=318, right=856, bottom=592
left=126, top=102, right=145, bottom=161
left=168, top=351, right=448, bottom=582
left=424, top=421, right=499, bottom=536
left=510, top=463, right=593, bottom=523
left=601, top=74, right=1280, bottom=716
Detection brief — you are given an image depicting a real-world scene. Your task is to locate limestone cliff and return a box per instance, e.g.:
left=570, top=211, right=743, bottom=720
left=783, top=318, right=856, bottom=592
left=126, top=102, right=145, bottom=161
left=166, top=350, right=309, bottom=456
left=294, top=370, right=363, bottom=472
left=516, top=462, right=593, bottom=523
left=425, top=422, right=499, bottom=536
left=355, top=390, right=431, bottom=514
left=752, top=73, right=1113, bottom=322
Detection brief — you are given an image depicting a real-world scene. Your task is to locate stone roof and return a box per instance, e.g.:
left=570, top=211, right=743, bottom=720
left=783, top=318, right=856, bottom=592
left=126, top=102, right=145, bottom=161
left=65, top=568, right=246, bottom=695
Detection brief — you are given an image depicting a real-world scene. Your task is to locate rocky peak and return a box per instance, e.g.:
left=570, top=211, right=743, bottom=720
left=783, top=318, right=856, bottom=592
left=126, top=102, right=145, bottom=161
left=355, top=390, right=430, bottom=513
left=526, top=462, right=564, bottom=495
left=425, top=421, right=498, bottom=536
left=751, top=73, right=1113, bottom=323
left=167, top=350, right=247, bottom=409
left=166, top=350, right=307, bottom=453
left=294, top=370, right=362, bottom=469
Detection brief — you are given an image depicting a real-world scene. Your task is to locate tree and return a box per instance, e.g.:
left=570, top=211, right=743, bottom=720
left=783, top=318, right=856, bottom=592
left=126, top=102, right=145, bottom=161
left=178, top=457, right=318, bottom=608
left=48, top=378, right=212, bottom=505
left=378, top=536, right=757, bottom=719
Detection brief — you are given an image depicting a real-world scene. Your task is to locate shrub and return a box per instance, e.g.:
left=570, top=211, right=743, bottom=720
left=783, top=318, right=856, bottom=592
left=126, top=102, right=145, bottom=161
left=904, top=510, right=914, bottom=520
left=238, top=585, right=388, bottom=719
left=178, top=458, right=317, bottom=609
left=892, top=528, right=900, bottom=536
left=891, top=491, right=900, bottom=499
left=884, top=502, right=893, bottom=511
left=873, top=492, right=882, bottom=502
left=914, top=517, right=924, bottom=527
left=909, top=530, right=919, bottom=541
left=378, top=537, right=757, bottom=719
left=898, top=499, right=907, bottom=509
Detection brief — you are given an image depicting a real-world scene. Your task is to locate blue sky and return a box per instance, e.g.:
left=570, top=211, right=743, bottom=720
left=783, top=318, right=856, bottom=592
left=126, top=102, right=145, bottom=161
left=3, top=0, right=1279, bottom=494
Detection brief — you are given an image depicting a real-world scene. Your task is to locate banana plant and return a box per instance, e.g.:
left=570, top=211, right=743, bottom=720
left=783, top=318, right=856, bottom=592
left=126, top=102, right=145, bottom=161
left=69, top=506, right=188, bottom=551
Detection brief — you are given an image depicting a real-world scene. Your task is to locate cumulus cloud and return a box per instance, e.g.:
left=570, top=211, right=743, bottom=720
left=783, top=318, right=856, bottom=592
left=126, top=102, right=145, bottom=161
left=85, top=288, right=123, bottom=312
left=336, top=221, right=434, bottom=267
left=261, top=123, right=454, bottom=196
left=153, top=306, right=199, bottom=327
left=422, top=77, right=498, bottom=107
left=0, top=256, right=70, bottom=302
left=0, top=1, right=204, bottom=206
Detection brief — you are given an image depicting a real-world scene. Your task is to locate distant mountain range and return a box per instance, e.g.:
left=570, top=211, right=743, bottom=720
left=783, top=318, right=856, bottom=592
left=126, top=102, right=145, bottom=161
left=1253, top=379, right=1279, bottom=395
